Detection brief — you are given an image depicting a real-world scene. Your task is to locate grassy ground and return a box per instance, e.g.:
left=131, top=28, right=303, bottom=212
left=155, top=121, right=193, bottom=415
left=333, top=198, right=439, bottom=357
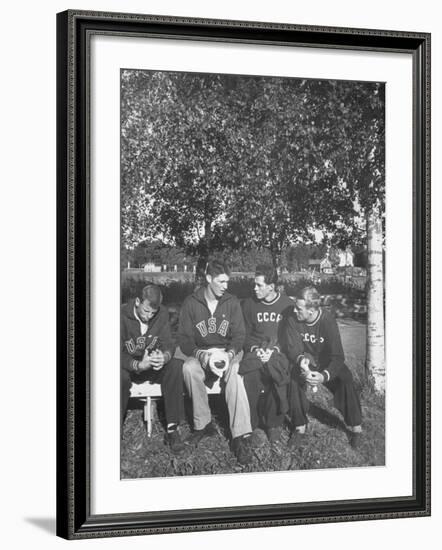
left=121, top=319, right=384, bottom=479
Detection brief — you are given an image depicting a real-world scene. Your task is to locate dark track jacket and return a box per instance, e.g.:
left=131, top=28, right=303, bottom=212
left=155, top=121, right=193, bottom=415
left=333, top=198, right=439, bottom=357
left=241, top=293, right=294, bottom=353
left=121, top=299, right=174, bottom=373
left=178, top=287, right=245, bottom=358
left=282, top=308, right=345, bottom=382
left=239, top=292, right=292, bottom=413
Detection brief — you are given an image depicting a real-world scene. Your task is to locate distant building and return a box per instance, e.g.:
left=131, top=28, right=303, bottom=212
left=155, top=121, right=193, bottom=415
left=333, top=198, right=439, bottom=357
left=338, top=248, right=354, bottom=267
left=308, top=257, right=334, bottom=274
left=308, top=259, right=322, bottom=270
left=143, top=262, right=161, bottom=272
left=320, top=257, right=333, bottom=274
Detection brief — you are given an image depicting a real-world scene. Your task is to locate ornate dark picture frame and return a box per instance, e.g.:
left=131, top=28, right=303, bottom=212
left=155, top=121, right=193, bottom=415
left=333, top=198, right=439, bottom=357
left=56, top=10, right=430, bottom=540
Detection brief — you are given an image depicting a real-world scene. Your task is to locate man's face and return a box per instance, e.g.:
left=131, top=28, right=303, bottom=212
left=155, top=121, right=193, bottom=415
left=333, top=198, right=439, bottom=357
left=135, top=299, right=158, bottom=323
left=254, top=275, right=274, bottom=301
left=294, top=299, right=314, bottom=322
left=206, top=273, right=229, bottom=299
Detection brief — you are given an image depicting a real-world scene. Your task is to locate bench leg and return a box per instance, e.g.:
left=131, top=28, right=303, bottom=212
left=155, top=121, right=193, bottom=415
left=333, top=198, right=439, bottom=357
left=144, top=396, right=152, bottom=437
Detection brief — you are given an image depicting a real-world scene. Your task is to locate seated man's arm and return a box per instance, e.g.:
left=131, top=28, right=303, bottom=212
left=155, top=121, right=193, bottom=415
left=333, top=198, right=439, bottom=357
left=241, top=299, right=260, bottom=353
left=121, top=318, right=142, bottom=373
left=121, top=347, right=139, bottom=373
left=156, top=310, right=175, bottom=364
left=226, top=298, right=246, bottom=359
left=177, top=300, right=200, bottom=358
left=281, top=315, right=305, bottom=365
left=320, top=315, right=346, bottom=381
left=121, top=335, right=155, bottom=373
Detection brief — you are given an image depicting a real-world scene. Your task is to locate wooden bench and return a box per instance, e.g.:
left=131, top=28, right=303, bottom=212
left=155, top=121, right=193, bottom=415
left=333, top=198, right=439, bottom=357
left=129, top=379, right=222, bottom=437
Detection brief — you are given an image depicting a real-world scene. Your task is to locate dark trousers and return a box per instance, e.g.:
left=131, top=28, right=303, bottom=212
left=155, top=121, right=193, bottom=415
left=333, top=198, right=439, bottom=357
left=288, top=363, right=362, bottom=428
left=121, top=358, right=185, bottom=431
left=243, top=368, right=286, bottom=430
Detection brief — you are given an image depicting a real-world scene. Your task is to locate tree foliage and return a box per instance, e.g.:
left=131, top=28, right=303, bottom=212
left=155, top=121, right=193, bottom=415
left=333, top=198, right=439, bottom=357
left=121, top=71, right=384, bottom=267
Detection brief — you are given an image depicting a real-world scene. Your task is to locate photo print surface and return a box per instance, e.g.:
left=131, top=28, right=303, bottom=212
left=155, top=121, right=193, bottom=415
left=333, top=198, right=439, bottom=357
left=120, top=69, right=385, bottom=479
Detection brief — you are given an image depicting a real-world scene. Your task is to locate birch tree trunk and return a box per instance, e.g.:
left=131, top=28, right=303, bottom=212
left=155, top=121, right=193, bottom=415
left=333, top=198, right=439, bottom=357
left=366, top=202, right=385, bottom=393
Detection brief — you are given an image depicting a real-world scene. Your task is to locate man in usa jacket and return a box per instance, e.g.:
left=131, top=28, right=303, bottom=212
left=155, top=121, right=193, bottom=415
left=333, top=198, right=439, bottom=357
left=177, top=259, right=256, bottom=464
left=121, top=283, right=185, bottom=453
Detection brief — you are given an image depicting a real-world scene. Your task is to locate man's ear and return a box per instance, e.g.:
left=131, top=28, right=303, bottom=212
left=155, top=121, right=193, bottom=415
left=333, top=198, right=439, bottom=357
left=135, top=297, right=140, bottom=307
left=205, top=274, right=212, bottom=285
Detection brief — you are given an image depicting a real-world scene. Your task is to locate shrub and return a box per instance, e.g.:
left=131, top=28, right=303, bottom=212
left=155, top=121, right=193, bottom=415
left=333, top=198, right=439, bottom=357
left=121, top=274, right=365, bottom=305
left=121, top=279, right=195, bottom=305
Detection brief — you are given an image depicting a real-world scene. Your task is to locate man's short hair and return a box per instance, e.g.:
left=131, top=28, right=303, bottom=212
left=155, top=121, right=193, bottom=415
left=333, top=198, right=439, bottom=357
left=140, top=284, right=163, bottom=309
left=296, top=286, right=321, bottom=309
left=255, top=263, right=278, bottom=286
left=206, top=259, right=231, bottom=278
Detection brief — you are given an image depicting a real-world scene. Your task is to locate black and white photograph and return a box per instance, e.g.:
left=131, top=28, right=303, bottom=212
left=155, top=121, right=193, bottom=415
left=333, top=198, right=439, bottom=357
left=2, top=0, right=438, bottom=545
left=120, top=69, right=386, bottom=479
left=51, top=5, right=431, bottom=541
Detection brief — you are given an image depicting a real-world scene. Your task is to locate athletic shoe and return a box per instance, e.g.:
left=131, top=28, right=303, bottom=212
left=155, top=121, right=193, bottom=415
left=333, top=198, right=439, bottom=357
left=232, top=436, right=254, bottom=465
left=167, top=430, right=186, bottom=453
left=188, top=421, right=218, bottom=445
left=247, top=428, right=267, bottom=449
left=266, top=426, right=283, bottom=445
left=288, top=430, right=306, bottom=449
left=349, top=432, right=362, bottom=450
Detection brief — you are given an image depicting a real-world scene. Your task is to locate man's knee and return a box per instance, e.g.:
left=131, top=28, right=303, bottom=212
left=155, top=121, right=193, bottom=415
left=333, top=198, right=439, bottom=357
left=336, top=364, right=355, bottom=386
left=226, top=351, right=243, bottom=376
left=289, top=362, right=301, bottom=379
left=288, top=364, right=304, bottom=389
left=162, top=358, right=184, bottom=382
left=228, top=360, right=240, bottom=377
left=242, top=367, right=262, bottom=388
left=183, top=357, right=204, bottom=381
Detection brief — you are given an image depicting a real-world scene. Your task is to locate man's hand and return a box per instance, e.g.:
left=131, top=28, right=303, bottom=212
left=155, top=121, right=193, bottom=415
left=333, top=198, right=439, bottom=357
left=256, top=347, right=273, bottom=364
left=298, top=356, right=320, bottom=393
left=299, top=356, right=311, bottom=375
left=150, top=349, right=166, bottom=371
left=305, top=371, right=325, bottom=387
left=208, top=349, right=230, bottom=377
left=137, top=349, right=155, bottom=372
